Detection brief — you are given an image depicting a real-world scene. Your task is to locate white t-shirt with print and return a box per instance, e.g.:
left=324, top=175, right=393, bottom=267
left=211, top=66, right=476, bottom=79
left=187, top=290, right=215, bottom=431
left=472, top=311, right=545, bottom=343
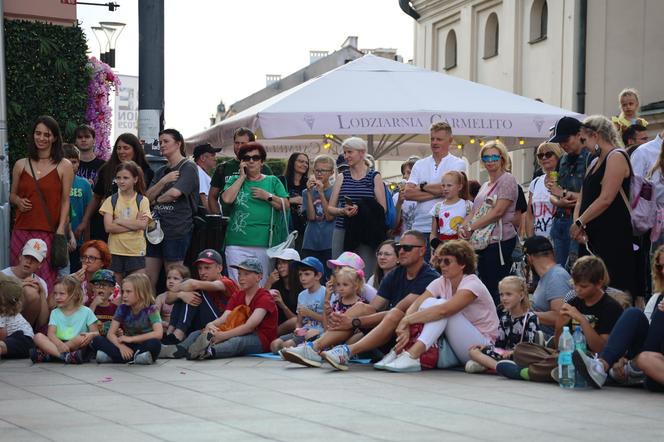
left=197, top=164, right=212, bottom=199
left=407, top=154, right=467, bottom=232
left=528, top=176, right=556, bottom=238
left=428, top=199, right=470, bottom=236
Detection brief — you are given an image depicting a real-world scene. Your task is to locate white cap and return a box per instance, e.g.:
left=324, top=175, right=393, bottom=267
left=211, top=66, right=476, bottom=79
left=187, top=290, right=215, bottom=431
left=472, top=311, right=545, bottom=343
left=22, top=239, right=48, bottom=263
left=268, top=248, right=300, bottom=261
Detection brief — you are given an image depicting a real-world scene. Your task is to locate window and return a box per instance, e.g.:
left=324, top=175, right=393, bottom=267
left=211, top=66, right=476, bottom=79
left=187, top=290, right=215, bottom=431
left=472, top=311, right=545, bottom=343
left=529, top=0, right=548, bottom=43
left=444, top=30, right=457, bottom=70
left=483, top=12, right=499, bottom=59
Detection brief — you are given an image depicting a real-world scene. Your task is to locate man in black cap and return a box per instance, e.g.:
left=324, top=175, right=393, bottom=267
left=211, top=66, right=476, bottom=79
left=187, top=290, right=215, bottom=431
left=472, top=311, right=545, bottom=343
left=545, top=116, right=590, bottom=269
left=193, top=143, right=222, bottom=212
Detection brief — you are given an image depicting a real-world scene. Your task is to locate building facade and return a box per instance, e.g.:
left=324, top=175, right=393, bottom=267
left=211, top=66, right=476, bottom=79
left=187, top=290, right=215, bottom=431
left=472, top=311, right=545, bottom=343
left=408, top=0, right=664, bottom=182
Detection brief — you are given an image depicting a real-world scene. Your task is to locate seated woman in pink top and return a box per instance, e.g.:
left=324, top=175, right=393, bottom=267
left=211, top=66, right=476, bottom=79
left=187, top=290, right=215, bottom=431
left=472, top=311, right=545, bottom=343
left=381, top=240, right=499, bottom=372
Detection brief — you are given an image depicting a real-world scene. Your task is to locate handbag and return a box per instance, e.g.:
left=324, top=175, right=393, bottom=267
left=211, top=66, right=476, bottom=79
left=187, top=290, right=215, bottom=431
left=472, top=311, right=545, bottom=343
left=469, top=181, right=502, bottom=251
left=27, top=160, right=69, bottom=268
left=267, top=195, right=298, bottom=258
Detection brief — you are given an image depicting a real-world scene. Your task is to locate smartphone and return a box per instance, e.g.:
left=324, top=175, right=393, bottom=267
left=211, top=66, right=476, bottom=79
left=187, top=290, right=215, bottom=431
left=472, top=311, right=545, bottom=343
left=343, top=196, right=355, bottom=206
left=243, top=166, right=248, bottom=175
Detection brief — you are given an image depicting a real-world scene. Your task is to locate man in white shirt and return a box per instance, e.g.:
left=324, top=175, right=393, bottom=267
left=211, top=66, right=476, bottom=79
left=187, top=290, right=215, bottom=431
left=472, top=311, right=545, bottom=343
left=193, top=143, right=222, bottom=212
left=631, top=129, right=663, bottom=177
left=403, top=122, right=467, bottom=259
left=1, top=239, right=50, bottom=329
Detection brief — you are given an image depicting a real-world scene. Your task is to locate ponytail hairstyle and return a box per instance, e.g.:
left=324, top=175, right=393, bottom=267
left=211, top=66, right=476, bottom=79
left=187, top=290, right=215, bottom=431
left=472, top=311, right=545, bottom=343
left=442, top=170, right=470, bottom=200
left=498, top=276, right=530, bottom=311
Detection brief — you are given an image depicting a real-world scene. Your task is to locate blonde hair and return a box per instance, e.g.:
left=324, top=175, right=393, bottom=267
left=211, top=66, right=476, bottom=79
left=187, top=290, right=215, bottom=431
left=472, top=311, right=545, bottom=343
left=536, top=142, right=564, bottom=162
left=55, top=275, right=84, bottom=308
left=652, top=245, right=664, bottom=293
left=498, top=276, right=530, bottom=311
left=341, top=137, right=367, bottom=152
left=123, top=273, right=155, bottom=309
left=480, top=140, right=511, bottom=171
left=313, top=154, right=335, bottom=171
left=335, top=267, right=363, bottom=295
left=0, top=276, right=23, bottom=316
left=619, top=88, right=640, bottom=104
left=442, top=170, right=470, bottom=200
left=582, top=115, right=621, bottom=147
left=430, top=122, right=452, bottom=134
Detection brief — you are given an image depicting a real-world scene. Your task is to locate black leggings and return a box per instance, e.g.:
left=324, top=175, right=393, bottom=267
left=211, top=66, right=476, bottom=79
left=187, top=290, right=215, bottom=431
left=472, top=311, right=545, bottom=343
left=91, top=336, right=161, bottom=363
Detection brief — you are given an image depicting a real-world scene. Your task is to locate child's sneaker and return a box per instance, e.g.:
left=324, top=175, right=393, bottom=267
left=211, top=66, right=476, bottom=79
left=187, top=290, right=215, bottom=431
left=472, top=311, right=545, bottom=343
left=496, top=360, right=525, bottom=380
left=572, top=349, right=607, bottom=389
left=464, top=360, right=487, bottom=373
left=186, top=332, right=213, bottom=360
left=160, top=344, right=187, bottom=359
left=132, top=351, right=154, bottom=365
left=280, top=342, right=322, bottom=368
left=64, top=350, right=85, bottom=365
left=321, top=345, right=351, bottom=371
left=95, top=350, right=113, bottom=364
left=609, top=360, right=645, bottom=386
left=29, top=348, right=51, bottom=363
left=373, top=349, right=397, bottom=370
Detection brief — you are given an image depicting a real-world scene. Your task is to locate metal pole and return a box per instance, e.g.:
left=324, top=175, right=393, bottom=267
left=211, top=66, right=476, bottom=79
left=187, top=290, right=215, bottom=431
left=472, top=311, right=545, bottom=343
left=138, top=0, right=165, bottom=165
left=0, top=0, right=11, bottom=268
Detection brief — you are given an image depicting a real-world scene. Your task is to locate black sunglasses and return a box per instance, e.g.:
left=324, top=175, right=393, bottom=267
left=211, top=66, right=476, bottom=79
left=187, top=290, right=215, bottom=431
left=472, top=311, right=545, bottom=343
left=536, top=151, right=555, bottom=160
left=241, top=155, right=262, bottom=162
left=395, top=243, right=424, bottom=253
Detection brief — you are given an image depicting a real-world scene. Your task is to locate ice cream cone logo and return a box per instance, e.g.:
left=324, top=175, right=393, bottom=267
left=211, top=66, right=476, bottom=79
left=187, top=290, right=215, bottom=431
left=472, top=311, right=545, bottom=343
left=304, top=114, right=315, bottom=130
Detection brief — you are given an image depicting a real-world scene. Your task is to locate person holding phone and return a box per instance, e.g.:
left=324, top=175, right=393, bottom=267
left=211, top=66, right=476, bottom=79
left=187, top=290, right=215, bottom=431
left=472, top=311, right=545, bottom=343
left=222, top=142, right=289, bottom=286
left=325, top=137, right=387, bottom=279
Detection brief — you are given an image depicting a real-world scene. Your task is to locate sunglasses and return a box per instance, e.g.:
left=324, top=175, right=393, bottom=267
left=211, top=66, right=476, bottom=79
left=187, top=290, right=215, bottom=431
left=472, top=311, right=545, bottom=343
left=481, top=154, right=501, bottom=163
left=537, top=151, right=555, bottom=160
left=314, top=169, right=333, bottom=174
left=395, top=244, right=424, bottom=253
left=241, top=155, right=262, bottom=162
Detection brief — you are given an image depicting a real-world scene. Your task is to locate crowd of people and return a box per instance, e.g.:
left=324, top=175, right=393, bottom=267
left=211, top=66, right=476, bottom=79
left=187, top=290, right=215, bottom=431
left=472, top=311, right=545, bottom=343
left=1, top=87, right=663, bottom=393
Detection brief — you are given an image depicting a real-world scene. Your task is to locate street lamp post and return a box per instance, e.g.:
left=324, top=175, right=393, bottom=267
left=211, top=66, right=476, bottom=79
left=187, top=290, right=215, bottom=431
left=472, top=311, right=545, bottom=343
left=90, top=22, right=125, bottom=67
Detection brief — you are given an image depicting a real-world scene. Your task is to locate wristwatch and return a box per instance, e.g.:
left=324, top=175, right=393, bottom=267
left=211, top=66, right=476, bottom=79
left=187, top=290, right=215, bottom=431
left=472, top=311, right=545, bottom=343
left=267, top=194, right=274, bottom=202
left=419, top=182, right=427, bottom=192
left=575, top=218, right=585, bottom=229
left=351, top=317, right=361, bottom=329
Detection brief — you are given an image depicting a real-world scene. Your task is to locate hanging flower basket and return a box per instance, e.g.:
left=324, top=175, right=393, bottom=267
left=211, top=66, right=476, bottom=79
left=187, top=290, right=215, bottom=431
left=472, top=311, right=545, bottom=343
left=84, top=56, right=121, bottom=160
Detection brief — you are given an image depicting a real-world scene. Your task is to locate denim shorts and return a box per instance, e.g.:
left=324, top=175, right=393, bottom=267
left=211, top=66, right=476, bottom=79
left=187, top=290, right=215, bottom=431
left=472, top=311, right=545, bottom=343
left=146, top=232, right=192, bottom=262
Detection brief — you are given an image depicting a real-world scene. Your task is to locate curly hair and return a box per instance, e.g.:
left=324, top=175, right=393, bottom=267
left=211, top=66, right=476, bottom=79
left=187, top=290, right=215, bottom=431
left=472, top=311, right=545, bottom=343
left=80, top=240, right=112, bottom=268
left=438, top=240, right=477, bottom=275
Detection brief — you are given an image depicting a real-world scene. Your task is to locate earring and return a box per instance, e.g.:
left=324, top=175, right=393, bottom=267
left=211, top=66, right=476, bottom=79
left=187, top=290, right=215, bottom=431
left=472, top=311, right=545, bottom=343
left=594, top=144, right=600, bottom=155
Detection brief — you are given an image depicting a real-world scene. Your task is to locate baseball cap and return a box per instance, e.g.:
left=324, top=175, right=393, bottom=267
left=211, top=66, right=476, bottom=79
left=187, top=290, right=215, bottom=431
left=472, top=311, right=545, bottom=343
left=193, top=143, right=222, bottom=160
left=523, top=236, right=554, bottom=255
left=295, top=256, right=324, bottom=275
left=90, top=269, right=116, bottom=285
left=231, top=257, right=263, bottom=274
left=195, top=249, right=223, bottom=265
left=268, top=248, right=300, bottom=261
left=548, top=117, right=583, bottom=143
left=327, top=251, right=365, bottom=270
left=21, top=239, right=48, bottom=263
left=336, top=153, right=349, bottom=171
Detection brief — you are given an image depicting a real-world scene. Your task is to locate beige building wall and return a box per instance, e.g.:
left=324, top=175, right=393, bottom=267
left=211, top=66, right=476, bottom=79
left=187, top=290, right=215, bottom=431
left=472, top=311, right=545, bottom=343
left=4, top=0, right=76, bottom=25
left=410, top=0, right=664, bottom=184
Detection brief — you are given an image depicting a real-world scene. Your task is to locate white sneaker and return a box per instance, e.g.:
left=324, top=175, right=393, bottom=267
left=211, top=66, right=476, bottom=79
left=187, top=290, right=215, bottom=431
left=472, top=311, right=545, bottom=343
left=464, top=360, right=487, bottom=373
left=280, top=343, right=323, bottom=368
left=383, top=351, right=421, bottom=373
left=572, top=349, right=607, bottom=389
left=373, top=349, right=398, bottom=370
left=95, top=350, right=113, bottom=364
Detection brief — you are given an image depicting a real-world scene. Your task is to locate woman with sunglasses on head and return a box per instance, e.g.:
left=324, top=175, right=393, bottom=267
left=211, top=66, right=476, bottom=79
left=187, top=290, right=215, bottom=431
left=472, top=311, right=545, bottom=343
left=526, top=143, right=564, bottom=238
left=222, top=142, right=289, bottom=286
left=569, top=116, right=636, bottom=304
left=144, top=129, right=200, bottom=288
left=460, top=141, right=519, bottom=304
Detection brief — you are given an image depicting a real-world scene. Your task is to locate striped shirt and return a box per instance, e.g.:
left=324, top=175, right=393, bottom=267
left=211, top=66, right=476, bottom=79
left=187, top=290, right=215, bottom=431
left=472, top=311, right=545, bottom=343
left=335, top=169, right=378, bottom=229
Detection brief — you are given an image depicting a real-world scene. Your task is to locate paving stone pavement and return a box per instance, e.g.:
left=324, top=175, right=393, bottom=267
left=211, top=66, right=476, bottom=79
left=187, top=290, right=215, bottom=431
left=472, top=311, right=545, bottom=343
left=1, top=357, right=663, bottom=442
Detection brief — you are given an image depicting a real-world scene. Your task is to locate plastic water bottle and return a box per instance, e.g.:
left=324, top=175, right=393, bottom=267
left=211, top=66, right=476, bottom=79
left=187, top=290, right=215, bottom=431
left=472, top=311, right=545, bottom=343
left=573, top=325, right=587, bottom=388
left=558, top=326, right=575, bottom=389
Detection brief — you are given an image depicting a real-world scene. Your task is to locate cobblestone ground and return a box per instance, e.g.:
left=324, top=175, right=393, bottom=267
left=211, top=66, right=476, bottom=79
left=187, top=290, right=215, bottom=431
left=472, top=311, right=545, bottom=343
left=1, top=357, right=663, bottom=441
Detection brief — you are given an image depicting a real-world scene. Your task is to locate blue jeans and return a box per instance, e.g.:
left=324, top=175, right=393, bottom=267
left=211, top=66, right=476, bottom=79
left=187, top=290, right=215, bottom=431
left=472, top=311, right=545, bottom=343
left=181, top=330, right=264, bottom=358
left=91, top=336, right=161, bottom=363
left=477, top=237, right=517, bottom=305
left=146, top=231, right=193, bottom=262
left=550, top=217, right=577, bottom=269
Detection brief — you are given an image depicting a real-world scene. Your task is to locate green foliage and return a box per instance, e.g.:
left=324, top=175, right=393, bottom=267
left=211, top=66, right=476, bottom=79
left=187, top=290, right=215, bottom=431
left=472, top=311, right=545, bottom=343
left=4, top=20, right=89, bottom=164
